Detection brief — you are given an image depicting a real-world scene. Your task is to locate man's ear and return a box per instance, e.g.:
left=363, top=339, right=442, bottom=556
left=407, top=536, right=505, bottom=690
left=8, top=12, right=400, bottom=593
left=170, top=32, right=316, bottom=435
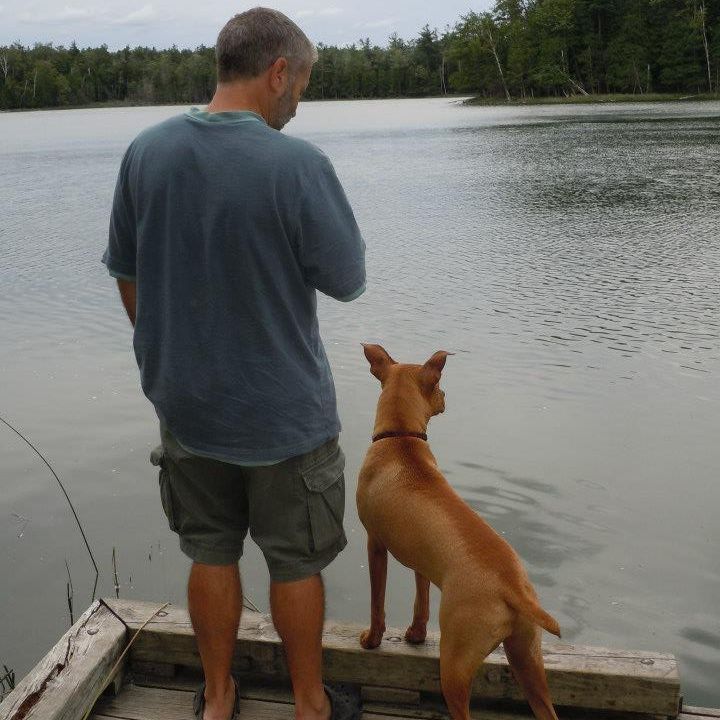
left=420, top=351, right=452, bottom=390
left=362, top=344, right=397, bottom=382
left=268, top=56, right=290, bottom=93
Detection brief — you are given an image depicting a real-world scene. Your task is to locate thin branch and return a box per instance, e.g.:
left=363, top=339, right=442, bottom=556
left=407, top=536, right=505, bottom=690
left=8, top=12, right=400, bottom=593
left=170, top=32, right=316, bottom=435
left=1, top=664, right=16, bottom=702
left=112, top=547, right=120, bottom=599
left=243, top=596, right=261, bottom=613
left=65, top=559, right=74, bottom=626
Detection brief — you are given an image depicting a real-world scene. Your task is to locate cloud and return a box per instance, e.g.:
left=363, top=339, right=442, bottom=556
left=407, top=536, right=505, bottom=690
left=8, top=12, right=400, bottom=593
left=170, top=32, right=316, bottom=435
left=15, top=3, right=160, bottom=28
left=360, top=17, right=395, bottom=28
left=113, top=4, right=158, bottom=25
left=296, top=6, right=343, bottom=18
left=18, top=5, right=95, bottom=23
left=60, top=5, right=92, bottom=19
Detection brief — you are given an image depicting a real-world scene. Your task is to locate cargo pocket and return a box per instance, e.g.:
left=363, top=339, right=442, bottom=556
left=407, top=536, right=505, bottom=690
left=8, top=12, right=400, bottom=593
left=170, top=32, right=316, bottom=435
left=301, top=445, right=346, bottom=554
left=151, top=445, right=179, bottom=533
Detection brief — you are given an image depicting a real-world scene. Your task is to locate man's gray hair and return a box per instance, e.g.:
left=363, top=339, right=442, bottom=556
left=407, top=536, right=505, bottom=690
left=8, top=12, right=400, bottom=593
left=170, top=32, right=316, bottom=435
left=216, top=7, right=318, bottom=82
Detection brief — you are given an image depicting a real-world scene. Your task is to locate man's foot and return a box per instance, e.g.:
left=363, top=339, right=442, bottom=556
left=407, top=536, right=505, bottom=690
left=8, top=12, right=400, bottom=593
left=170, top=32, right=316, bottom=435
left=193, top=676, right=239, bottom=720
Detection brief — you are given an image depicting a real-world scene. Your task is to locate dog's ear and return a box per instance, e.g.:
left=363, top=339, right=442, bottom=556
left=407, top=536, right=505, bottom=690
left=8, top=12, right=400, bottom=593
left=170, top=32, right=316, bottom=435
left=420, top=351, right=452, bottom=389
left=362, top=344, right=397, bottom=382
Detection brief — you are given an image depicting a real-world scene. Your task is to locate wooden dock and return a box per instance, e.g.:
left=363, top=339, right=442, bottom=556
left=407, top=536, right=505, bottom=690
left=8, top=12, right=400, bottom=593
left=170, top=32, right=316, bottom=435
left=1, top=598, right=717, bottom=720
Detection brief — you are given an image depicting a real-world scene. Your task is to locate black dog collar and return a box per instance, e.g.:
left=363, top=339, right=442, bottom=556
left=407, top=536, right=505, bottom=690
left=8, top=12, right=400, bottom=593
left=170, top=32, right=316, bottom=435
left=372, top=431, right=428, bottom=443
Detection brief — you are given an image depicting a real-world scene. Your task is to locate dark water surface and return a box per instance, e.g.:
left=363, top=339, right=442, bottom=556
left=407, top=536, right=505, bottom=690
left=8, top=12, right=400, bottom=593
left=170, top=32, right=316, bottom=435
left=1, top=98, right=719, bottom=705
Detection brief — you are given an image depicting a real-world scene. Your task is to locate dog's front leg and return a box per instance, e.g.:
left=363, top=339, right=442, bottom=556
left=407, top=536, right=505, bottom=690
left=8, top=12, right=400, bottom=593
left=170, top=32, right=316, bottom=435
left=405, top=571, right=430, bottom=644
left=360, top=534, right=387, bottom=649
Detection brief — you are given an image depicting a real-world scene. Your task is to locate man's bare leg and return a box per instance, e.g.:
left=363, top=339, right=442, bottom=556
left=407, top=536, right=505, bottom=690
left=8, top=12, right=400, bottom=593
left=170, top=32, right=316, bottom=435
left=188, top=562, right=242, bottom=720
left=270, top=574, right=331, bottom=720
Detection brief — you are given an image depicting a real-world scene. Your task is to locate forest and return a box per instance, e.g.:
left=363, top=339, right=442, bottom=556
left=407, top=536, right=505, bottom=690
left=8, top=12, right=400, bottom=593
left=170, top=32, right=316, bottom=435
left=1, top=0, right=719, bottom=110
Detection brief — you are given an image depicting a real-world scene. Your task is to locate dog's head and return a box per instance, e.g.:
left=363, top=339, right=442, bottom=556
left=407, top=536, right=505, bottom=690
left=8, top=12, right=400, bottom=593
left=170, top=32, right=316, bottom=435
left=362, top=344, right=451, bottom=418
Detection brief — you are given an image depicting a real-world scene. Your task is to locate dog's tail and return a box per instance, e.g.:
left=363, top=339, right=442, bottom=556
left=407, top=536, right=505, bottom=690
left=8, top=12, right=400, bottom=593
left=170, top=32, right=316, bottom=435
left=517, top=598, right=562, bottom=638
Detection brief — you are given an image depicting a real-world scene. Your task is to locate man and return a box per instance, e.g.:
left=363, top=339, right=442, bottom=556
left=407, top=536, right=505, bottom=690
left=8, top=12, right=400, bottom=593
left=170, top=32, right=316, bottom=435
left=102, top=8, right=366, bottom=720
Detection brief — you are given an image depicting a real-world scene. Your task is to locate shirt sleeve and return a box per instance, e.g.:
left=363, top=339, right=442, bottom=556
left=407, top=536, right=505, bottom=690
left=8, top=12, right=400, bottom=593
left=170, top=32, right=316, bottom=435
left=296, top=154, right=366, bottom=302
left=102, top=146, right=137, bottom=282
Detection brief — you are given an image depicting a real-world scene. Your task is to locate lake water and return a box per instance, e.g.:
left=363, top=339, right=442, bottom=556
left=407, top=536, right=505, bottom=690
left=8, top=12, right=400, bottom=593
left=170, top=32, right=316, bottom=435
left=1, top=98, right=719, bottom=706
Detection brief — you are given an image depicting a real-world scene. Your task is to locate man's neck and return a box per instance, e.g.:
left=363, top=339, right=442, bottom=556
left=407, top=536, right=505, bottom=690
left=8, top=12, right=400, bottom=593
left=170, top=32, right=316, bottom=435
left=207, top=83, right=267, bottom=122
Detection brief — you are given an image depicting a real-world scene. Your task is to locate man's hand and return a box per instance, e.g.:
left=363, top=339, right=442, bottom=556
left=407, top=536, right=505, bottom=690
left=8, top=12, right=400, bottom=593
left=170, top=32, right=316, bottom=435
left=117, top=278, right=137, bottom=327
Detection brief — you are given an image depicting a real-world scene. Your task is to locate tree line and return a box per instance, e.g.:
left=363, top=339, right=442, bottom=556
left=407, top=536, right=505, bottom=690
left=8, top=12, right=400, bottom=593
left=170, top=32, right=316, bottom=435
left=2, top=0, right=719, bottom=110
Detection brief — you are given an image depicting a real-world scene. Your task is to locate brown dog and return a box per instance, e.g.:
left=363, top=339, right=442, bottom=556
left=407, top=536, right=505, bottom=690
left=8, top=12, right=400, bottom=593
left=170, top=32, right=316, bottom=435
left=356, top=344, right=561, bottom=720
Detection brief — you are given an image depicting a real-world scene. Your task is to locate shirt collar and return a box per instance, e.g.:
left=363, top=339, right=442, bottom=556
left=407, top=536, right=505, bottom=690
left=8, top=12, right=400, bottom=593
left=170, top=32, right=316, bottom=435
left=185, top=106, right=266, bottom=125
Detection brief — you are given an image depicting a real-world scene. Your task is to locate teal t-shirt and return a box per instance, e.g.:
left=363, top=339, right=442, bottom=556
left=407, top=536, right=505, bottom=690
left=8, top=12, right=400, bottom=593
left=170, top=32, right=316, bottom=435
left=103, top=108, right=366, bottom=464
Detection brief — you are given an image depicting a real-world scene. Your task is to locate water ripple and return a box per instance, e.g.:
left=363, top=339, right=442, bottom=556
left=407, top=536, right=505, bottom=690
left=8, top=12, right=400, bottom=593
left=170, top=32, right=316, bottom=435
left=2, top=100, right=719, bottom=705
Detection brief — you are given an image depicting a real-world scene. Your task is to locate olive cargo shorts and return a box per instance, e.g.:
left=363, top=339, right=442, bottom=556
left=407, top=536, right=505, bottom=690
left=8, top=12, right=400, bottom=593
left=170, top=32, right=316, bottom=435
left=150, top=426, right=347, bottom=581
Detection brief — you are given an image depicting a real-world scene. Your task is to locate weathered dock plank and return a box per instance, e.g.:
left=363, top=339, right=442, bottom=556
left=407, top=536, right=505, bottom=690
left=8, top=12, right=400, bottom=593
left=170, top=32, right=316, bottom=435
left=128, top=672, right=540, bottom=720
left=92, top=682, right=539, bottom=720
left=105, top=598, right=681, bottom=716
left=681, top=710, right=720, bottom=720
left=0, top=601, right=126, bottom=720
left=93, top=680, right=677, bottom=720
left=93, top=684, right=295, bottom=720
left=132, top=670, right=295, bottom=701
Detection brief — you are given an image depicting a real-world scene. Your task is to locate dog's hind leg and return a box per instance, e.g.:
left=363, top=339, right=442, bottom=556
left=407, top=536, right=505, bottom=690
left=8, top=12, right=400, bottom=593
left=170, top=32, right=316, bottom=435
left=439, top=598, right=499, bottom=720
left=405, top=571, right=430, bottom=644
left=439, top=639, right=477, bottom=720
left=360, top=534, right=388, bottom=649
left=503, top=619, right=559, bottom=720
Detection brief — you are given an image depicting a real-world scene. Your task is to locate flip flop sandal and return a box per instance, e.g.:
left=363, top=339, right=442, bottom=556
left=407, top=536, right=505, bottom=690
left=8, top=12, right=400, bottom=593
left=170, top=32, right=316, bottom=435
left=193, top=676, right=241, bottom=720
left=324, top=683, right=362, bottom=720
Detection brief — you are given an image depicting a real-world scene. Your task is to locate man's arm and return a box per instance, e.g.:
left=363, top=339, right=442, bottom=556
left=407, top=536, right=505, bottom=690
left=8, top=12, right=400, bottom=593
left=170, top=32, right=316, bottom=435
left=117, top=278, right=137, bottom=327
left=103, top=143, right=138, bottom=318
left=297, top=154, right=366, bottom=302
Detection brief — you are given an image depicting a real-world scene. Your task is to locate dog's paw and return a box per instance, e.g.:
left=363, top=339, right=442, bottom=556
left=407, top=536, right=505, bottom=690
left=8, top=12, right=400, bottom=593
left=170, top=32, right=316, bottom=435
left=404, top=624, right=427, bottom=645
left=360, top=627, right=384, bottom=650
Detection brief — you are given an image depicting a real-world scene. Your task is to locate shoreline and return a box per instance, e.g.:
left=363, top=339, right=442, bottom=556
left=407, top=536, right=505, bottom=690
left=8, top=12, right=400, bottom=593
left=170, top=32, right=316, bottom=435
left=3, top=92, right=720, bottom=113
left=1, top=95, right=469, bottom=113
left=465, top=92, right=720, bottom=106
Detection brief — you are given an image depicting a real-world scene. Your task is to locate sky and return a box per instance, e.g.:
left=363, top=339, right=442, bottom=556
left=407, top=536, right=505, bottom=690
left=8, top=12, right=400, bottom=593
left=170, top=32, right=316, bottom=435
left=0, top=0, right=492, bottom=50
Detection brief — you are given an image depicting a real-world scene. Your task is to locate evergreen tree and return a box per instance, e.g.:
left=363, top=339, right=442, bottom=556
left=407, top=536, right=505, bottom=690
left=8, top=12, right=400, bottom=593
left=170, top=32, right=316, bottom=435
left=2, top=4, right=719, bottom=110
